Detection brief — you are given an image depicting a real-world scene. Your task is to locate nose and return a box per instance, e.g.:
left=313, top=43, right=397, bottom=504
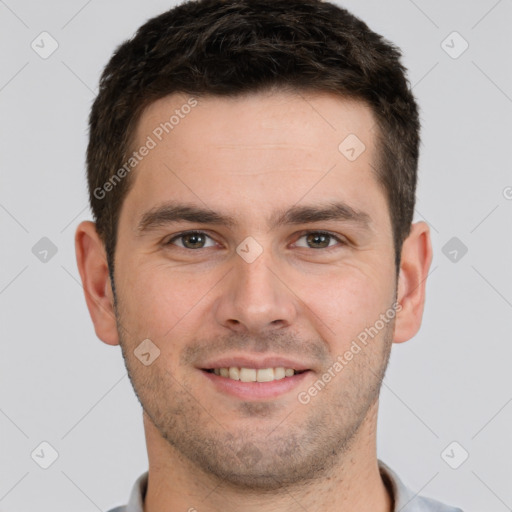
left=213, top=249, right=298, bottom=335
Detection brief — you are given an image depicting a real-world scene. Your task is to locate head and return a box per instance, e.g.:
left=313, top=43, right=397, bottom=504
left=87, top=0, right=420, bottom=281
left=76, top=0, right=431, bottom=491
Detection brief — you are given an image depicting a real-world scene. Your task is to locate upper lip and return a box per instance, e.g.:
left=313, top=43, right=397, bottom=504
left=198, top=354, right=312, bottom=371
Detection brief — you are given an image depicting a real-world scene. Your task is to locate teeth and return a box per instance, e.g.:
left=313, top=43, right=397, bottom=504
left=210, top=366, right=302, bottom=382
left=240, top=368, right=257, bottom=382
left=229, top=367, right=240, bottom=380
left=256, top=368, right=274, bottom=382
left=274, top=367, right=285, bottom=380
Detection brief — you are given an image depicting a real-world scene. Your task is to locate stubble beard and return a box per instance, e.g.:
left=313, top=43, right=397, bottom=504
left=114, top=303, right=394, bottom=492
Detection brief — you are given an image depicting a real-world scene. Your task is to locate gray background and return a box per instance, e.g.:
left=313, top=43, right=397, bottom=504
left=1, top=0, right=511, bottom=510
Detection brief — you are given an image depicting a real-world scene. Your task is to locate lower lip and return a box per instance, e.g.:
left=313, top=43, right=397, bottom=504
left=200, top=370, right=311, bottom=400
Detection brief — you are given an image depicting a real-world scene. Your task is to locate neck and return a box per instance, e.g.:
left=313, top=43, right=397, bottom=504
left=142, top=402, right=393, bottom=512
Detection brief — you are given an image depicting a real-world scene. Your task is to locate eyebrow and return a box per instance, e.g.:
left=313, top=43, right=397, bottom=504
left=136, top=200, right=372, bottom=234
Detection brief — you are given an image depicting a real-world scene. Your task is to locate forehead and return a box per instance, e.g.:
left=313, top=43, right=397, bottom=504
left=122, top=90, right=388, bottom=233
left=136, top=90, right=376, bottom=156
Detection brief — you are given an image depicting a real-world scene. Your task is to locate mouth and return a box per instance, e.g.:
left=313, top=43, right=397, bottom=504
left=199, top=359, right=312, bottom=400
left=202, top=367, right=308, bottom=382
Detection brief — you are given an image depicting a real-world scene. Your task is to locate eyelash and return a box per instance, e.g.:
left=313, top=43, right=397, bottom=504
left=164, top=230, right=347, bottom=251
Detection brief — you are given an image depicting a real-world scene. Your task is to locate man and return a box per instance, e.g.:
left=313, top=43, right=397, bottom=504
left=74, top=1, right=463, bottom=510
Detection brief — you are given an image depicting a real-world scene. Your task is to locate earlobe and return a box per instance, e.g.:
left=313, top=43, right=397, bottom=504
left=393, top=221, right=433, bottom=344
left=75, top=221, right=120, bottom=346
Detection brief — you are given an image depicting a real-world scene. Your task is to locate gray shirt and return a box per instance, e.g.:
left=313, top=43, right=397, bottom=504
left=107, top=459, right=463, bottom=512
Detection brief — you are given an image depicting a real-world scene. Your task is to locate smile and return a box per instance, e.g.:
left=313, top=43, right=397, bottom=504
left=204, top=367, right=307, bottom=382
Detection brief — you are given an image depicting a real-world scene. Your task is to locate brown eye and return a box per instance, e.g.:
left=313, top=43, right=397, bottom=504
left=295, top=231, right=345, bottom=250
left=306, top=233, right=330, bottom=249
left=166, top=231, right=215, bottom=249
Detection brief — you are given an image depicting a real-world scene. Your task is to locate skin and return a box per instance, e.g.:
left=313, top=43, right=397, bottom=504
left=75, top=90, right=432, bottom=512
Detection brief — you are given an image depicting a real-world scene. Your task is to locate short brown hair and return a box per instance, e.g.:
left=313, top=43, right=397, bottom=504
left=87, top=0, right=420, bottom=278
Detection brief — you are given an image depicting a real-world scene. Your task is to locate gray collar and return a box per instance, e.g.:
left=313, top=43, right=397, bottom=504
left=119, top=459, right=462, bottom=512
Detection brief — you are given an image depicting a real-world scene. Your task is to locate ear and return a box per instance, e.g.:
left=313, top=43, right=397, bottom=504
left=75, top=220, right=119, bottom=346
left=393, top=221, right=433, bottom=344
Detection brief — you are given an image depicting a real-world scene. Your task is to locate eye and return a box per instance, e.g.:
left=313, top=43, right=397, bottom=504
left=164, top=230, right=346, bottom=251
left=294, top=231, right=346, bottom=250
left=165, top=231, right=216, bottom=249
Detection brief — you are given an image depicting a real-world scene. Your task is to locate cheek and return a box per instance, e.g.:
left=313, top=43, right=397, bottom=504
left=304, top=267, right=391, bottom=345
left=119, top=263, right=212, bottom=340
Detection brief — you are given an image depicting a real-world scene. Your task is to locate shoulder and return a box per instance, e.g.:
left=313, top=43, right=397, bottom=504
left=409, top=494, right=464, bottom=512
left=378, top=459, right=464, bottom=512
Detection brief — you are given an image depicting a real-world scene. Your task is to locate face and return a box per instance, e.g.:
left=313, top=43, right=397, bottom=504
left=111, top=91, right=398, bottom=488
